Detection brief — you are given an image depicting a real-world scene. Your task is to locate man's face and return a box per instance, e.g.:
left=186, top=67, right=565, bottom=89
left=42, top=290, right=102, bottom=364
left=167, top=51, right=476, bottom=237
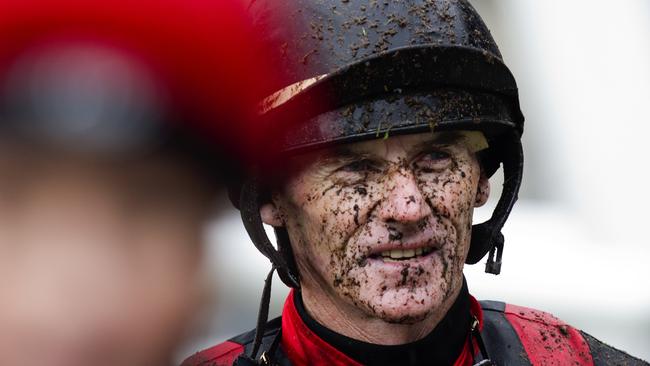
left=264, top=132, right=489, bottom=323
left=0, top=143, right=215, bottom=366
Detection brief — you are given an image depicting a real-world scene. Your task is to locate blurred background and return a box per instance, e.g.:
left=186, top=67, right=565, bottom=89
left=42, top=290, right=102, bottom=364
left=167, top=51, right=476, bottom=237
left=0, top=1, right=273, bottom=365
left=178, top=0, right=650, bottom=362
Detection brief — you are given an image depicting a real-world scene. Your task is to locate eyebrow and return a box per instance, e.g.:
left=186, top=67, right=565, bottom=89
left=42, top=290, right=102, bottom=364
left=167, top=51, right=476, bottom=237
left=315, top=132, right=466, bottom=166
left=410, top=132, right=464, bottom=154
left=320, top=147, right=374, bottom=165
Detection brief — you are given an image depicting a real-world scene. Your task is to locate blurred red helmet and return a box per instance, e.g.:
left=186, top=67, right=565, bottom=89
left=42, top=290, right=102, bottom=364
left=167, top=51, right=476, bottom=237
left=0, top=0, right=284, bottom=164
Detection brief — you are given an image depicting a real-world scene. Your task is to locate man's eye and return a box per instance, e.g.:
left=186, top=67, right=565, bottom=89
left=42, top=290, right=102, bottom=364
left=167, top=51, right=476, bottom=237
left=414, top=151, right=451, bottom=172
left=425, top=151, right=450, bottom=160
left=339, top=159, right=379, bottom=173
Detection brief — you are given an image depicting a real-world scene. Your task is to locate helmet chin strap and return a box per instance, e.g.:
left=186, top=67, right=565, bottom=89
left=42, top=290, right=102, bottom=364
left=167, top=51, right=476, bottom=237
left=465, top=131, right=524, bottom=274
left=238, top=179, right=300, bottom=364
left=239, top=177, right=300, bottom=288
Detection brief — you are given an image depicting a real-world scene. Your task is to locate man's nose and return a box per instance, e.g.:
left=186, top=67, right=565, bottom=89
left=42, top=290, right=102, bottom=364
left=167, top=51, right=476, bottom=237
left=377, top=167, right=431, bottom=223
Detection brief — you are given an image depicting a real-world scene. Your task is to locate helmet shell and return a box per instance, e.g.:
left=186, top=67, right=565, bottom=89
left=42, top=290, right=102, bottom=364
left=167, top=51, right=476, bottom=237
left=252, top=0, right=524, bottom=159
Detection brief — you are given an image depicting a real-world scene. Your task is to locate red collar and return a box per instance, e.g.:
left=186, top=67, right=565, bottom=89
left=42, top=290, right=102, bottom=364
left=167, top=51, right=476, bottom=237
left=280, top=290, right=484, bottom=366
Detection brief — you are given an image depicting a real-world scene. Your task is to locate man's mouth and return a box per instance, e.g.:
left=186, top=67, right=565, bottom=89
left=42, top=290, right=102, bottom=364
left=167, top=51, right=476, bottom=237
left=378, top=247, right=435, bottom=262
left=366, top=244, right=438, bottom=263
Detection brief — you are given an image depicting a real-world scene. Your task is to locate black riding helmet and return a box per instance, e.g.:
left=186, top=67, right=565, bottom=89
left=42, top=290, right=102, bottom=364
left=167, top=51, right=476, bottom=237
left=232, top=0, right=524, bottom=361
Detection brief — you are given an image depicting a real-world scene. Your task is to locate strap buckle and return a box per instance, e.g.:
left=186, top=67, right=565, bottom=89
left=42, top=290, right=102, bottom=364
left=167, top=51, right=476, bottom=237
left=472, top=360, right=495, bottom=366
left=260, top=352, right=270, bottom=365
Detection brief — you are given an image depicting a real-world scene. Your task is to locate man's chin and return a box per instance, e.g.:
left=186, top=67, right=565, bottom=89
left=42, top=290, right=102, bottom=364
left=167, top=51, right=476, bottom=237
left=378, top=309, right=432, bottom=324
left=356, top=288, right=441, bottom=324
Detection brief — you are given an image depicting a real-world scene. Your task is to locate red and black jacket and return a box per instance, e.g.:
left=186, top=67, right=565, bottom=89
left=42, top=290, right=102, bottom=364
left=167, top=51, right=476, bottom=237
left=183, top=290, right=647, bottom=366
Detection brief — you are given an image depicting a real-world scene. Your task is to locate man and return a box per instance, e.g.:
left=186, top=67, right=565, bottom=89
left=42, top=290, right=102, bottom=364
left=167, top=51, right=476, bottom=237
left=183, top=1, right=648, bottom=365
left=0, top=1, right=282, bottom=365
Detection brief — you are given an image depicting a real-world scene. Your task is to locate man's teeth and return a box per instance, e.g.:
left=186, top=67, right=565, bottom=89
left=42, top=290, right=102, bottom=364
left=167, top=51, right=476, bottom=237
left=380, top=247, right=433, bottom=261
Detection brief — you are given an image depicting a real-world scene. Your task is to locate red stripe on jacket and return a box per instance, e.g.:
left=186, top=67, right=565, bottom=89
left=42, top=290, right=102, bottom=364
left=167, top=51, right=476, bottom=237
left=182, top=341, right=244, bottom=366
left=504, top=303, right=593, bottom=365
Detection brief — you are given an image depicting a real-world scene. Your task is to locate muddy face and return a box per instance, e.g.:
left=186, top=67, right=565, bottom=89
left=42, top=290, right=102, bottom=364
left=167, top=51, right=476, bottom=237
left=264, top=132, right=488, bottom=324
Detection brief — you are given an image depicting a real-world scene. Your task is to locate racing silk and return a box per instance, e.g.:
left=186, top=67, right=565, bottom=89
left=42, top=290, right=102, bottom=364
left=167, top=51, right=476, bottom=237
left=182, top=291, right=648, bottom=366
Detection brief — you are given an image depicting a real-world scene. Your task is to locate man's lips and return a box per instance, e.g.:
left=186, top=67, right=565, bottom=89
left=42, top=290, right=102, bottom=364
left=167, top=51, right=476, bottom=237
left=352, top=220, right=450, bottom=263
left=363, top=240, right=442, bottom=262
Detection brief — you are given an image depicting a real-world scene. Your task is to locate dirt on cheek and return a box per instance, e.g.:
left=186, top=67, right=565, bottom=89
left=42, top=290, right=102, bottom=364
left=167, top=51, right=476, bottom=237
left=419, top=156, right=476, bottom=298
left=317, top=186, right=386, bottom=312
left=309, top=183, right=372, bottom=298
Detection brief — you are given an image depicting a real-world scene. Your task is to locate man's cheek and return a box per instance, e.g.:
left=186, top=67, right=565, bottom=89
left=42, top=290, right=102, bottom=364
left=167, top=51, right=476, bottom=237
left=317, top=191, right=375, bottom=237
left=420, top=178, right=475, bottom=219
left=447, top=184, right=475, bottom=218
left=288, top=223, right=331, bottom=278
left=290, top=203, right=355, bottom=277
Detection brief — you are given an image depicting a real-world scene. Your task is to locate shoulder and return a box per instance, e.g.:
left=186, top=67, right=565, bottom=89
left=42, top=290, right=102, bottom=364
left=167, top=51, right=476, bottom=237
left=479, top=300, right=648, bottom=366
left=580, top=331, right=648, bottom=366
left=181, top=316, right=283, bottom=366
left=483, top=300, right=592, bottom=364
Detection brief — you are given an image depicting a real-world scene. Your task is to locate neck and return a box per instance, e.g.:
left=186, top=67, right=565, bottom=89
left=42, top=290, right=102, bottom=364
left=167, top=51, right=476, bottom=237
left=299, top=275, right=462, bottom=345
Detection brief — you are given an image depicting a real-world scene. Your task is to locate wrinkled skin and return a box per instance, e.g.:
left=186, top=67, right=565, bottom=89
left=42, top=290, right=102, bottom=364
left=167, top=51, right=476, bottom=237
left=262, top=132, right=489, bottom=344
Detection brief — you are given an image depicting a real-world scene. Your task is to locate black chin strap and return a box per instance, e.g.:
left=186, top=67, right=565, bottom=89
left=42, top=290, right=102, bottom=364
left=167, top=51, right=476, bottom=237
left=465, top=131, right=524, bottom=274
left=240, top=177, right=300, bottom=288
left=251, top=267, right=275, bottom=360
left=233, top=267, right=281, bottom=365
left=238, top=179, right=299, bottom=365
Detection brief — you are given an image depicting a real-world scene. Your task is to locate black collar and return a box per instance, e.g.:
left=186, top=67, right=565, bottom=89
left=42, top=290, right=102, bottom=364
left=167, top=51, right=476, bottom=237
left=294, top=279, right=471, bottom=366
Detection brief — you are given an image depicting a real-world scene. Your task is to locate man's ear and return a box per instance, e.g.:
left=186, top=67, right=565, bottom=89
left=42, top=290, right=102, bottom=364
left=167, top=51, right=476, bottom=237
left=260, top=202, right=284, bottom=227
left=474, top=175, right=490, bottom=207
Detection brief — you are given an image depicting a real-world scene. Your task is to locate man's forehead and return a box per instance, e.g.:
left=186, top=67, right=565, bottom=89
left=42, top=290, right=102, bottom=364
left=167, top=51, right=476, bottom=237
left=329, top=131, right=488, bottom=157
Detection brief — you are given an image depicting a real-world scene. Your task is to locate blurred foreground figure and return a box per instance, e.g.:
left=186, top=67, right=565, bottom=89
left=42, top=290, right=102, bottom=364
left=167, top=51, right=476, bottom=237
left=183, top=1, right=648, bottom=365
left=0, top=1, right=279, bottom=365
